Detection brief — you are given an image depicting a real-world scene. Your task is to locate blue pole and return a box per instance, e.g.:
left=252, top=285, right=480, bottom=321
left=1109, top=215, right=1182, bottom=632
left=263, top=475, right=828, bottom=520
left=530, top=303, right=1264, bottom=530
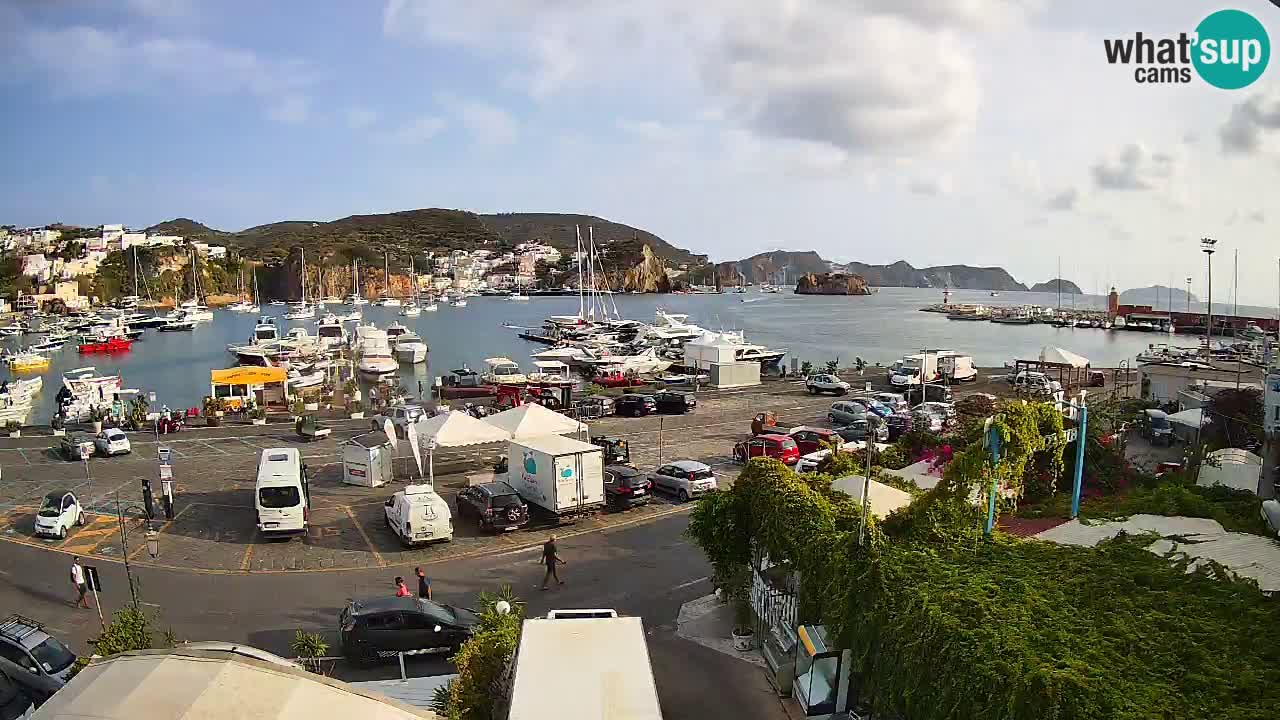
left=1071, top=405, right=1089, bottom=518
left=985, top=424, right=1002, bottom=535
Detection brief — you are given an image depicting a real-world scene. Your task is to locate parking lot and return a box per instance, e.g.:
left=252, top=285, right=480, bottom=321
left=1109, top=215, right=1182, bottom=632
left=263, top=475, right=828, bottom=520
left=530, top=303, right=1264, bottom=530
left=0, top=381, right=845, bottom=573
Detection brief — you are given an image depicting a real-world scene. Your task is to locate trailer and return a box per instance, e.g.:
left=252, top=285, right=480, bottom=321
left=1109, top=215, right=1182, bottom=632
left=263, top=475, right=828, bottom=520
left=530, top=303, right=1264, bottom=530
left=506, top=435, right=606, bottom=518
left=341, top=433, right=394, bottom=487
left=509, top=610, right=662, bottom=720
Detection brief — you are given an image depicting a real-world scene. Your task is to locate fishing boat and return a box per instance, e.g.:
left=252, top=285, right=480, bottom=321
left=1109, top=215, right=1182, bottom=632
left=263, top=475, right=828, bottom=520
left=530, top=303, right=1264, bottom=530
left=355, top=327, right=398, bottom=377
left=30, top=336, right=67, bottom=352
left=394, top=332, right=428, bottom=364
left=5, top=351, right=50, bottom=372
left=77, top=334, right=134, bottom=353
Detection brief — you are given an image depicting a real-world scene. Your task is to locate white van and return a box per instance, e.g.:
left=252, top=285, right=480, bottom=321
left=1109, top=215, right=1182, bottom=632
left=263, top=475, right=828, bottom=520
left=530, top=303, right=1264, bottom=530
left=255, top=448, right=309, bottom=538
left=937, top=352, right=978, bottom=383
left=384, top=485, right=453, bottom=546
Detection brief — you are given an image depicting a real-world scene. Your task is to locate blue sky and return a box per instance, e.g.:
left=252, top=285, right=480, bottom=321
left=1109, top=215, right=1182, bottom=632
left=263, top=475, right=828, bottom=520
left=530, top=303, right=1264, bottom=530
left=3, top=0, right=1280, bottom=303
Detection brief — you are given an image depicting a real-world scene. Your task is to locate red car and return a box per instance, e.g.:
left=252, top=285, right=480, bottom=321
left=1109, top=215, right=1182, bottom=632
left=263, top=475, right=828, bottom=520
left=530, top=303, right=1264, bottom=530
left=789, top=427, right=843, bottom=455
left=733, top=433, right=800, bottom=465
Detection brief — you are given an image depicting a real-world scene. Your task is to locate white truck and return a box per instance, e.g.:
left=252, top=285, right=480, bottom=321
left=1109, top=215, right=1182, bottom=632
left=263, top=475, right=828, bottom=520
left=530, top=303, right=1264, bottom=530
left=936, top=352, right=978, bottom=383
left=509, top=610, right=661, bottom=720
left=889, top=353, right=940, bottom=387
left=505, top=435, right=606, bottom=519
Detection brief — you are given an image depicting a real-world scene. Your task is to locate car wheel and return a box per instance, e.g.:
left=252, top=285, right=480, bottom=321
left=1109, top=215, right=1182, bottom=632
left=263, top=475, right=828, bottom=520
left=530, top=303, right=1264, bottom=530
left=76, top=511, right=85, bottom=526
left=807, top=386, right=816, bottom=394
left=678, top=489, right=690, bottom=503
left=838, top=388, right=848, bottom=396
left=633, top=408, right=642, bottom=418
left=57, top=525, right=67, bottom=540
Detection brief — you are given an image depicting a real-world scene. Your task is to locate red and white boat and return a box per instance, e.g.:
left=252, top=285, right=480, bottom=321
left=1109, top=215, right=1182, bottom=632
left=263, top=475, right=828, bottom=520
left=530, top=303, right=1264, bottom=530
left=77, top=334, right=134, bottom=353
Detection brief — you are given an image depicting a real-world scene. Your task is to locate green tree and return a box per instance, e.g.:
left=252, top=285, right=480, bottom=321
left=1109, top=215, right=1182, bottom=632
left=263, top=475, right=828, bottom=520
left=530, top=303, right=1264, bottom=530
left=71, top=607, right=176, bottom=678
left=432, top=585, right=525, bottom=720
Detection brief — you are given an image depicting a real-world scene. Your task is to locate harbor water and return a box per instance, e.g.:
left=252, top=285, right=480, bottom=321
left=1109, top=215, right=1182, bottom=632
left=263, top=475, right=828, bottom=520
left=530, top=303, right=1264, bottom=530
left=1, top=287, right=1235, bottom=423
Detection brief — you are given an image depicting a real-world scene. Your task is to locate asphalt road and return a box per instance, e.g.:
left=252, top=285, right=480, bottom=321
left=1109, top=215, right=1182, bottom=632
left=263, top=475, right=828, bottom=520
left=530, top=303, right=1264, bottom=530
left=0, top=512, right=787, bottom=720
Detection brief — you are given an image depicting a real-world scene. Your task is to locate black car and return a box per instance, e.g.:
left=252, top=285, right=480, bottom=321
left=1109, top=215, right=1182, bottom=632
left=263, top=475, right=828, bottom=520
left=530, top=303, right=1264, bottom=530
left=604, top=465, right=652, bottom=510
left=456, top=482, right=529, bottom=532
left=884, top=412, right=913, bottom=440
left=0, top=671, right=33, bottom=720
left=834, top=417, right=888, bottom=443
left=652, top=390, right=696, bottom=414
left=614, top=394, right=658, bottom=417
left=340, top=596, right=479, bottom=664
left=905, top=384, right=953, bottom=406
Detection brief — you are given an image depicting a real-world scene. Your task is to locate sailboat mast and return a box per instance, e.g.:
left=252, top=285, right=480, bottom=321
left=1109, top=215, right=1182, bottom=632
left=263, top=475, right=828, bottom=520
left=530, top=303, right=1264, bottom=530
left=132, top=245, right=140, bottom=297
left=575, top=225, right=585, bottom=321
left=300, top=247, right=306, bottom=303
left=1233, top=249, right=1239, bottom=339
left=1057, top=256, right=1062, bottom=312
left=384, top=252, right=390, bottom=298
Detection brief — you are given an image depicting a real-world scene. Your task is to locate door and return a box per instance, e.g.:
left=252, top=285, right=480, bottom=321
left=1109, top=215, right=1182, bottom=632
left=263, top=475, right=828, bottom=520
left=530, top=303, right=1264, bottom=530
left=399, top=611, right=437, bottom=650
left=653, top=466, right=674, bottom=492
left=385, top=496, right=400, bottom=532
left=362, top=612, right=407, bottom=653
left=0, top=644, right=36, bottom=675
left=61, top=495, right=76, bottom=528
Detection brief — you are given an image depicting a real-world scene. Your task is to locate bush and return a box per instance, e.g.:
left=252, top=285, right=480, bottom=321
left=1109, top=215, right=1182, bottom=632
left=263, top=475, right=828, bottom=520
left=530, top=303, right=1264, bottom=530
left=876, top=444, right=909, bottom=470
left=434, top=586, right=525, bottom=720
left=954, top=394, right=996, bottom=418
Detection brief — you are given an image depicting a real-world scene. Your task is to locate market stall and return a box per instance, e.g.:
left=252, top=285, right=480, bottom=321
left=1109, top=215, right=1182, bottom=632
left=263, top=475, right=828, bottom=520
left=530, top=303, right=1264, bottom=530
left=210, top=367, right=289, bottom=410
left=412, top=410, right=512, bottom=486
left=483, top=402, right=587, bottom=441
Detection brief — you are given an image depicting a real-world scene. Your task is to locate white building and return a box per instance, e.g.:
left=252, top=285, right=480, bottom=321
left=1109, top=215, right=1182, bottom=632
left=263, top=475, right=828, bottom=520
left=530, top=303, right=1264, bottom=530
left=21, top=254, right=52, bottom=282
left=116, top=231, right=146, bottom=251
left=94, top=223, right=124, bottom=252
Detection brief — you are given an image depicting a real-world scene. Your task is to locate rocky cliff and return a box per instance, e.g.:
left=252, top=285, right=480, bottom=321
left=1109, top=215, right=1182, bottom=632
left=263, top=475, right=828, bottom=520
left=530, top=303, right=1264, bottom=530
left=840, top=261, right=1028, bottom=291
left=794, top=272, right=871, bottom=295
left=1029, top=279, right=1082, bottom=294
left=620, top=244, right=672, bottom=293
left=716, top=250, right=831, bottom=285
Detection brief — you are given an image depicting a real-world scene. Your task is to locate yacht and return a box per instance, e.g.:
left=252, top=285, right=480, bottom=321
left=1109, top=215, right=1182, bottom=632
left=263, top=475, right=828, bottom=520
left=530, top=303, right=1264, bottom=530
left=284, top=302, right=316, bottom=320
left=287, top=369, right=326, bottom=389
left=315, top=313, right=346, bottom=349
left=400, top=257, right=423, bottom=317
left=386, top=321, right=409, bottom=340
left=374, top=296, right=402, bottom=307
left=251, top=317, right=279, bottom=344
left=394, top=332, right=428, bottom=364
left=399, top=301, right=421, bottom=317
left=509, top=290, right=530, bottom=301
left=355, top=328, right=398, bottom=377
left=173, top=300, right=213, bottom=323
left=482, top=357, right=527, bottom=385
left=588, top=346, right=672, bottom=375
left=336, top=309, right=362, bottom=322
left=451, top=296, right=467, bottom=308
left=733, top=342, right=788, bottom=367
left=229, top=270, right=262, bottom=313
left=421, top=298, right=439, bottom=312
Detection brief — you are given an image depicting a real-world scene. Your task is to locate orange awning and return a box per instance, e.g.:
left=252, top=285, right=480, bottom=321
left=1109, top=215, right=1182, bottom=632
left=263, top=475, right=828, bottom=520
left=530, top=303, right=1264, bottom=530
left=210, top=367, right=288, bottom=386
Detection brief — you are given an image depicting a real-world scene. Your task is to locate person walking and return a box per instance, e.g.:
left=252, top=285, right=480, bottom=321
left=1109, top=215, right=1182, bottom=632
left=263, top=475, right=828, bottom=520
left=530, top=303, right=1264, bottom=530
left=415, top=567, right=432, bottom=600
left=540, top=535, right=565, bottom=590
left=394, top=576, right=410, bottom=597
left=70, top=557, right=89, bottom=609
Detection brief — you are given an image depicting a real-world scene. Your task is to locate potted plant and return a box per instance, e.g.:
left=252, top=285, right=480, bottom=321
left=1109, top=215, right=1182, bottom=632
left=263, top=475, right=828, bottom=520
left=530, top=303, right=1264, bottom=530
left=90, top=406, right=106, bottom=434
left=250, top=407, right=268, bottom=426
left=304, top=397, right=320, bottom=412
left=727, top=567, right=755, bottom=651
left=51, top=413, right=65, bottom=436
left=5, top=420, right=21, bottom=438
left=202, top=397, right=221, bottom=427
left=290, top=397, right=306, bottom=420
left=343, top=379, right=360, bottom=403
left=348, top=400, right=364, bottom=420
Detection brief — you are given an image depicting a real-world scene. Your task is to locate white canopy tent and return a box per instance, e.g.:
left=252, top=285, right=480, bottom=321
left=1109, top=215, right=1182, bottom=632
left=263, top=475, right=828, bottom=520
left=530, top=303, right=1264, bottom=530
left=683, top=332, right=738, bottom=370
left=411, top=411, right=512, bottom=486
left=483, top=402, right=587, bottom=440
left=1167, top=408, right=1208, bottom=427
left=831, top=475, right=914, bottom=519
left=1197, top=448, right=1262, bottom=494
left=1039, top=346, right=1090, bottom=368
left=33, top=649, right=437, bottom=720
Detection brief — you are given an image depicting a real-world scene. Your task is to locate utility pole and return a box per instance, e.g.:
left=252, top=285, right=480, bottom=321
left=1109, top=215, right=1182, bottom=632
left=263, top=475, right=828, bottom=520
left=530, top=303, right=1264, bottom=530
left=1185, top=276, right=1192, bottom=314
left=1201, top=238, right=1217, bottom=352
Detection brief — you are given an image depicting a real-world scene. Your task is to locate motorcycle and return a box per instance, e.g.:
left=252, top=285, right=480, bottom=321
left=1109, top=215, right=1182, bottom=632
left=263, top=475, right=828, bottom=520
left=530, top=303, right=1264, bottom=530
left=156, top=414, right=184, bottom=434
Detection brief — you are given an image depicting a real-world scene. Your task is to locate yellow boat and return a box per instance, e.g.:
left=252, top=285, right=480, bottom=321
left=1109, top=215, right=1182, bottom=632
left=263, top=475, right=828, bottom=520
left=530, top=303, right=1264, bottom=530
left=7, top=353, right=49, bottom=372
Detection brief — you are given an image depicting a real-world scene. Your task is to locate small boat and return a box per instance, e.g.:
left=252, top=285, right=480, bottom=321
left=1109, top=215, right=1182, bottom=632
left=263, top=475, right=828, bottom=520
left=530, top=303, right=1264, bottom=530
left=509, top=291, right=530, bottom=301
left=355, top=328, right=398, bottom=377
left=284, top=302, right=316, bottom=320
left=990, top=291, right=1000, bottom=297
left=270, top=300, right=287, bottom=306
left=394, top=332, right=428, bottom=364
left=657, top=372, right=709, bottom=385
left=399, top=302, right=421, bottom=317
left=77, top=336, right=134, bottom=353
left=482, top=357, right=527, bottom=385
left=30, top=337, right=67, bottom=352
left=287, top=370, right=326, bottom=389
left=5, top=351, right=50, bottom=372
left=374, top=297, right=402, bottom=307
left=315, top=314, right=346, bottom=349
left=452, top=297, right=467, bottom=308
left=422, top=299, right=439, bottom=312
left=385, top=321, right=409, bottom=340
left=158, top=320, right=195, bottom=332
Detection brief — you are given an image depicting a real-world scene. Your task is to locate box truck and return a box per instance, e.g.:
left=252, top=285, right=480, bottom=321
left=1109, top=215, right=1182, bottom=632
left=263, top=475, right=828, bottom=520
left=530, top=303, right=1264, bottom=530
left=506, top=435, right=605, bottom=518
left=509, top=610, right=662, bottom=720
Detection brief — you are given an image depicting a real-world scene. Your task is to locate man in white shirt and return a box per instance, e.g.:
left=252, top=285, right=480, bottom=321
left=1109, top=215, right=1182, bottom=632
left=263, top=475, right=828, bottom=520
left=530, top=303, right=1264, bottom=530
left=70, top=557, right=89, bottom=609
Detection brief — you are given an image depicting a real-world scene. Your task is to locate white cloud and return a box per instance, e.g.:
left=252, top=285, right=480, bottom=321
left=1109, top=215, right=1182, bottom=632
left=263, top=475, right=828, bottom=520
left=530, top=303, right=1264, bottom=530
left=383, top=116, right=446, bottom=145
left=1045, top=187, right=1079, bottom=211
left=125, top=0, right=198, bottom=21
left=617, top=119, right=682, bottom=144
left=268, top=95, right=309, bottom=125
left=345, top=107, right=378, bottom=129
left=1090, top=143, right=1177, bottom=191
left=1219, top=89, right=1280, bottom=154
left=440, top=97, right=519, bottom=146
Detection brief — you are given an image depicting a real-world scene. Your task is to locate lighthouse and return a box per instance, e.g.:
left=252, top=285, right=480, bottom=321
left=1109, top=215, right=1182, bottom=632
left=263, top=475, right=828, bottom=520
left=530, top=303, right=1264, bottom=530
left=1107, top=286, right=1119, bottom=321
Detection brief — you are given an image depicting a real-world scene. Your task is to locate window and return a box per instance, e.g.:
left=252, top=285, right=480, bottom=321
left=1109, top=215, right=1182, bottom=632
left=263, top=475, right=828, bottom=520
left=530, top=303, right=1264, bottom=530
left=29, top=637, right=74, bottom=673
left=362, top=613, right=404, bottom=631
left=0, top=643, right=33, bottom=671
left=258, top=486, right=300, bottom=508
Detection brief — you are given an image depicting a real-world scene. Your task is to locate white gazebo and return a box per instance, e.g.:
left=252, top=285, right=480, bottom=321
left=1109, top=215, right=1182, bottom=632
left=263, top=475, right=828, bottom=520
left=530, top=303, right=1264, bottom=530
left=411, top=411, right=512, bottom=486
left=483, top=402, right=587, bottom=440
left=1039, top=346, right=1090, bottom=368
left=1197, top=448, right=1263, bottom=494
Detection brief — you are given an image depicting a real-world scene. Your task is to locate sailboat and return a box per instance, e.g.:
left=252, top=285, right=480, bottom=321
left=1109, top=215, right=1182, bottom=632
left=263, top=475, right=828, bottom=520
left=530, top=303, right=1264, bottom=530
left=228, top=267, right=260, bottom=313
left=170, top=250, right=213, bottom=322
left=346, top=259, right=368, bottom=306
left=400, top=256, right=422, bottom=317
left=284, top=248, right=316, bottom=320
left=375, top=252, right=401, bottom=306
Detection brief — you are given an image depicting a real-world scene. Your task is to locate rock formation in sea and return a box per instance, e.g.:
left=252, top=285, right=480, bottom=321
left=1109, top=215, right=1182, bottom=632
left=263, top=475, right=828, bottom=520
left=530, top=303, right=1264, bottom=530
left=794, top=272, right=871, bottom=295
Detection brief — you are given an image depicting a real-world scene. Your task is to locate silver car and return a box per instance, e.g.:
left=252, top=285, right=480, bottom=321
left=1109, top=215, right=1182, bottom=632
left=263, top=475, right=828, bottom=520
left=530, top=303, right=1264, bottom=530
left=649, top=460, right=717, bottom=502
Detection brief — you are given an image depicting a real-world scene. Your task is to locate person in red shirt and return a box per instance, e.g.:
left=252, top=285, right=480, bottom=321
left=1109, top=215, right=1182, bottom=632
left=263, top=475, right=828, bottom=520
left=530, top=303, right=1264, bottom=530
left=394, top=576, right=410, bottom=597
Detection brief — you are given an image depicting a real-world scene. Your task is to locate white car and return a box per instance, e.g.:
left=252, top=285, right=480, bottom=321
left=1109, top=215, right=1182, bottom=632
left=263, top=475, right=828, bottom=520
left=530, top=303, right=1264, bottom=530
left=95, top=428, right=131, bottom=456
left=371, top=404, right=425, bottom=439
left=805, top=374, right=850, bottom=396
left=1262, top=499, right=1280, bottom=537
left=384, top=485, right=453, bottom=546
left=649, top=460, right=717, bottom=502
left=34, top=490, right=84, bottom=539
left=1012, top=371, right=1062, bottom=395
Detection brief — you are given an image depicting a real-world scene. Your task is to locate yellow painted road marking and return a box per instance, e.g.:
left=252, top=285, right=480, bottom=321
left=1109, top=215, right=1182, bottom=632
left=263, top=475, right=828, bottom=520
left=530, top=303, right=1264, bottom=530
left=239, top=542, right=255, bottom=572
left=344, top=506, right=386, bottom=568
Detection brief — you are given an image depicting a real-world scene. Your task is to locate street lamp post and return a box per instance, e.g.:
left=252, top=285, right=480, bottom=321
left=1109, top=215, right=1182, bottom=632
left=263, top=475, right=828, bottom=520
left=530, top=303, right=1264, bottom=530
left=114, top=491, right=160, bottom=609
left=1200, top=238, right=1217, bottom=350
left=1185, top=276, right=1192, bottom=314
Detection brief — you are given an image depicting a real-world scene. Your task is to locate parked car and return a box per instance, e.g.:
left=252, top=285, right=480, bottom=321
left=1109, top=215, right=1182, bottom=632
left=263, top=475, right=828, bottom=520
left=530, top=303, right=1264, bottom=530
left=848, top=396, right=894, bottom=418
left=0, top=667, right=34, bottom=719
left=1262, top=498, right=1280, bottom=537
left=911, top=407, right=945, bottom=433
left=904, top=384, right=953, bottom=406
left=649, top=460, right=717, bottom=502
left=59, top=433, right=95, bottom=461
left=94, top=428, right=131, bottom=456
left=33, top=491, right=83, bottom=540
left=834, top=417, right=888, bottom=444
left=1012, top=371, right=1061, bottom=395
left=805, top=374, right=850, bottom=396
left=733, top=434, right=800, bottom=465
left=871, top=392, right=908, bottom=413
left=884, top=412, right=913, bottom=440
left=383, top=485, right=453, bottom=545
left=0, top=615, right=77, bottom=691
left=456, top=482, right=529, bottom=532
left=340, top=596, right=479, bottom=664
left=614, top=394, right=658, bottom=417
left=652, top=390, right=696, bottom=414
left=1143, top=409, right=1173, bottom=447
left=828, top=401, right=868, bottom=426
left=370, top=404, right=425, bottom=438
left=604, top=465, right=653, bottom=509
left=590, top=435, right=631, bottom=465
left=917, top=401, right=956, bottom=422
left=789, top=427, right=843, bottom=455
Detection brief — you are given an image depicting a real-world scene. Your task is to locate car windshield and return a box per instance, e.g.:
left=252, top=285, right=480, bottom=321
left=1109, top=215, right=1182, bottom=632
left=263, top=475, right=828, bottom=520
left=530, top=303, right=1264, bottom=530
left=1151, top=417, right=1171, bottom=430
left=687, top=467, right=714, bottom=480
left=38, top=495, right=62, bottom=516
left=258, top=486, right=300, bottom=508
left=31, top=636, right=75, bottom=672
left=419, top=602, right=458, bottom=626
left=491, top=493, right=522, bottom=507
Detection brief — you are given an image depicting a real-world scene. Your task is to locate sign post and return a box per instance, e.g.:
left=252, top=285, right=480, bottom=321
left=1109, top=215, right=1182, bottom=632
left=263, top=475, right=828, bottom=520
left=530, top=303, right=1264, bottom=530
left=83, top=565, right=105, bottom=629
left=984, top=418, right=1002, bottom=536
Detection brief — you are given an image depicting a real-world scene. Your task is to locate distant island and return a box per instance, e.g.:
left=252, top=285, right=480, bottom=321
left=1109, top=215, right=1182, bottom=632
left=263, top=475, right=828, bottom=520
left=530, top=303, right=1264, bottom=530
left=794, top=272, right=872, bottom=296
left=1029, top=279, right=1082, bottom=294
left=1120, top=285, right=1199, bottom=306
left=713, top=252, right=1028, bottom=291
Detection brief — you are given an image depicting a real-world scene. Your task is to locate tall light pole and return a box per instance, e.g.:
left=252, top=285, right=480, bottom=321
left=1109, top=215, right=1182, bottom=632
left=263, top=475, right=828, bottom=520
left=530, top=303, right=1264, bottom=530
left=1201, top=238, right=1217, bottom=350
left=1185, top=276, right=1192, bottom=314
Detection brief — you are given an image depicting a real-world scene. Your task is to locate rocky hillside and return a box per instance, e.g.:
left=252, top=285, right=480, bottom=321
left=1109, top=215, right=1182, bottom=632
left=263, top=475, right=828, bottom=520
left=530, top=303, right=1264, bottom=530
left=620, top=245, right=673, bottom=293
left=715, top=250, right=830, bottom=285
left=1029, top=279, right=1082, bottom=294
left=144, top=218, right=223, bottom=237
left=795, top=272, right=871, bottom=295
left=480, top=213, right=704, bottom=265
left=840, top=260, right=1028, bottom=291
left=1120, top=285, right=1199, bottom=306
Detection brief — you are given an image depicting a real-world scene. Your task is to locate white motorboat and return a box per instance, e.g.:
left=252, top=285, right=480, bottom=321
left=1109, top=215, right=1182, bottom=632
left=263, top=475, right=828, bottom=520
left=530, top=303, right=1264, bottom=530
left=586, top=346, right=672, bottom=375
left=482, top=357, right=527, bottom=385
left=59, top=367, right=123, bottom=421
left=356, top=328, right=398, bottom=377
left=374, top=297, right=402, bottom=307
left=346, top=295, right=369, bottom=306
left=422, top=299, right=438, bottom=312
left=386, top=321, right=409, bottom=340
left=399, top=302, right=421, bottom=317
left=251, top=317, right=279, bottom=344
left=270, top=300, right=287, bottom=306
left=394, top=332, right=428, bottom=364
left=336, top=309, right=362, bottom=322
left=451, top=297, right=467, bottom=308
left=509, top=291, right=530, bottom=301
left=530, top=345, right=593, bottom=364
left=287, top=370, right=326, bottom=389
left=316, top=314, right=346, bottom=349
left=733, top=342, right=788, bottom=367
left=0, top=377, right=43, bottom=404
left=284, top=302, right=316, bottom=320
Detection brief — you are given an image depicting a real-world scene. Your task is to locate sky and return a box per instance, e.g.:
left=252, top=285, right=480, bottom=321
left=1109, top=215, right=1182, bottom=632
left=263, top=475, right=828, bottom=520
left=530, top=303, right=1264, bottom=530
left=2, top=0, right=1280, bottom=304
